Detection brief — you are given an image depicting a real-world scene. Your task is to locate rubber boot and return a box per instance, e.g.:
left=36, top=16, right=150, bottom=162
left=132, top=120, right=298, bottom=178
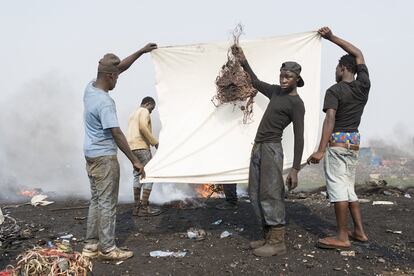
left=132, top=187, right=141, bottom=216
left=138, top=189, right=161, bottom=217
left=253, top=227, right=287, bottom=257
left=250, top=226, right=270, bottom=249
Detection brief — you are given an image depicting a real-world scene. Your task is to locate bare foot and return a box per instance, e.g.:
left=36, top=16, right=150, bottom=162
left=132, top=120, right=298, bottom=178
left=348, top=230, right=368, bottom=242
left=317, top=236, right=351, bottom=249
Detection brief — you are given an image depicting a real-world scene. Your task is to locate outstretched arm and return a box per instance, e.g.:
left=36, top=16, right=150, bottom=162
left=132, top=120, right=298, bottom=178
left=318, top=27, right=365, bottom=65
left=117, top=43, right=158, bottom=74
left=307, top=109, right=336, bottom=164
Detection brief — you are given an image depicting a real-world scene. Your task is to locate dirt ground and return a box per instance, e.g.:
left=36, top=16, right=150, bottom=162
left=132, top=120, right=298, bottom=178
left=1, top=192, right=413, bottom=275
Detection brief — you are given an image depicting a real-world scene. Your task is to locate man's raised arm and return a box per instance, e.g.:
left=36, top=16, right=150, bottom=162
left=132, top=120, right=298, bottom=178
left=117, top=43, right=158, bottom=74
left=318, top=27, right=365, bottom=65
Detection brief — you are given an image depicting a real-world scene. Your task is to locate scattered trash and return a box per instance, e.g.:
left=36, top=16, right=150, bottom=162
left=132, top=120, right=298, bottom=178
left=320, top=191, right=327, bottom=197
left=293, top=244, right=302, bottom=250
left=404, top=193, right=412, bottom=199
left=30, top=194, right=54, bottom=207
left=377, top=257, right=386, bottom=263
left=150, top=250, right=187, bottom=258
left=340, top=251, right=356, bottom=257
left=230, top=261, right=238, bottom=268
left=0, top=208, right=4, bottom=225
left=187, top=228, right=206, bottom=241
left=74, top=216, right=87, bottom=220
left=115, top=261, right=124, bottom=265
left=306, top=254, right=315, bottom=258
left=60, top=234, right=74, bottom=239
left=386, top=229, right=402, bottom=234
left=372, top=201, right=394, bottom=205
left=235, top=227, right=244, bottom=232
left=333, top=267, right=342, bottom=271
left=211, top=219, right=223, bottom=225
left=383, top=190, right=392, bottom=196
left=220, top=231, right=232, bottom=239
left=358, top=198, right=371, bottom=203
left=61, top=239, right=71, bottom=246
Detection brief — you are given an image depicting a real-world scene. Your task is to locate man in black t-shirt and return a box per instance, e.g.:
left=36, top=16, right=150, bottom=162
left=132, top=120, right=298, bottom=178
left=308, top=27, right=370, bottom=250
left=232, top=45, right=305, bottom=257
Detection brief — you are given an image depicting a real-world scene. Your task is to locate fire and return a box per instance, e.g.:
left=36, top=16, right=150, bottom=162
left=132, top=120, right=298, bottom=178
left=18, top=188, right=41, bottom=197
left=195, top=184, right=222, bottom=198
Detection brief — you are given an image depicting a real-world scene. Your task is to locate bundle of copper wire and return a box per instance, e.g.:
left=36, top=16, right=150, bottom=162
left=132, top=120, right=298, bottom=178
left=213, top=24, right=257, bottom=124
left=7, top=244, right=92, bottom=276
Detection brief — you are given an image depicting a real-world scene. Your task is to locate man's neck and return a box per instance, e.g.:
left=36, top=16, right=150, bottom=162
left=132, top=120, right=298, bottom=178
left=341, top=72, right=355, bottom=83
left=287, top=88, right=298, bottom=96
left=95, top=79, right=109, bottom=92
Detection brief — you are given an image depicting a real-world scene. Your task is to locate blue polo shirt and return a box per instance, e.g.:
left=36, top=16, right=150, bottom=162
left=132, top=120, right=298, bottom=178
left=83, top=81, right=119, bottom=157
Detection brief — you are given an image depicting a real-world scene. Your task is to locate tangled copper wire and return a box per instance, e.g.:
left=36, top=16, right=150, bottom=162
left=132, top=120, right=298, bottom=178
left=212, top=24, right=258, bottom=124
left=6, top=245, right=92, bottom=276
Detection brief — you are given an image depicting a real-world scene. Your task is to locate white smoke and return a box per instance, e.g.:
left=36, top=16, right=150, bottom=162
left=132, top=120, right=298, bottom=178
left=0, top=73, right=193, bottom=203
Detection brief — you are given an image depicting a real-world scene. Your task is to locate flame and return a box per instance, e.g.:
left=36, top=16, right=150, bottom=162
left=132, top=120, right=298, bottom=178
left=195, top=184, right=221, bottom=198
left=18, top=188, right=41, bottom=197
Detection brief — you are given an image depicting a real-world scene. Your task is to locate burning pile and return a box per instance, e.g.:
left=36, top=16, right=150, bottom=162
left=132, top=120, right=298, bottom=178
left=195, top=184, right=223, bottom=199
left=212, top=24, right=258, bottom=124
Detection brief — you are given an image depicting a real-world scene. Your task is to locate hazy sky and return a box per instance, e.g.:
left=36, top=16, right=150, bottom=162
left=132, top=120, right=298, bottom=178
left=1, top=0, right=413, bottom=198
left=2, top=0, right=413, bottom=138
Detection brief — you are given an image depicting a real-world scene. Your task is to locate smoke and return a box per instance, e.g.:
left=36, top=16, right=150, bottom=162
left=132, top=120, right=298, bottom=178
left=0, top=73, right=194, bottom=203
left=367, top=122, right=414, bottom=158
left=0, top=73, right=86, bottom=201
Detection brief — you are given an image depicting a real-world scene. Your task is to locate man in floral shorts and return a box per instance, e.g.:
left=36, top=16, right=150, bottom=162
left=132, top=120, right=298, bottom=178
left=308, top=27, right=370, bottom=249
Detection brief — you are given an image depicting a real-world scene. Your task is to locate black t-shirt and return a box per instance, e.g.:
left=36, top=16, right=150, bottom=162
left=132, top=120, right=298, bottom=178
left=241, top=60, right=305, bottom=170
left=323, top=64, right=371, bottom=132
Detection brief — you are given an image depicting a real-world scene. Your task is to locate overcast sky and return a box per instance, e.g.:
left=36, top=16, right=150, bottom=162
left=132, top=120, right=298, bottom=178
left=1, top=0, right=413, bottom=198
left=2, top=0, right=413, bottom=139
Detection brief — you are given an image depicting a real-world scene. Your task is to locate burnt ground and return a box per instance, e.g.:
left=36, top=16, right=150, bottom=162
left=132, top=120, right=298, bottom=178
left=1, top=193, right=413, bottom=275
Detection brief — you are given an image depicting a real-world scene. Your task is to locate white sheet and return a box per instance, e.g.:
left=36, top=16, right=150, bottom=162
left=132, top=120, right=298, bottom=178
left=143, top=31, right=321, bottom=184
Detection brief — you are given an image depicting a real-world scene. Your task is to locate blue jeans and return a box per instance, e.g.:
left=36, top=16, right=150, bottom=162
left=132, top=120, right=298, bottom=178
left=85, top=155, right=120, bottom=252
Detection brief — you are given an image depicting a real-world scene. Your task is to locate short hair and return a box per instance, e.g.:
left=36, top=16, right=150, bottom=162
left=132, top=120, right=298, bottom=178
left=141, top=96, right=155, bottom=105
left=338, top=54, right=357, bottom=74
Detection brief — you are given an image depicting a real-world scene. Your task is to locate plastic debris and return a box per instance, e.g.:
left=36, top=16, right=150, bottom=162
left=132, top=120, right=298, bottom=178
left=386, top=229, right=402, bottom=234
left=150, top=250, right=187, bottom=258
left=377, top=257, right=386, bottom=263
left=372, top=201, right=394, bottom=205
left=30, top=194, right=54, bottom=207
left=340, top=251, right=356, bottom=257
left=60, top=234, right=74, bottom=239
left=220, top=231, right=232, bottom=239
left=320, top=191, right=327, bottom=197
left=0, top=208, right=4, bottom=225
left=187, top=228, right=206, bottom=241
left=358, top=198, right=371, bottom=203
left=404, top=193, right=412, bottom=199
left=115, top=261, right=124, bottom=265
left=211, top=219, right=223, bottom=225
